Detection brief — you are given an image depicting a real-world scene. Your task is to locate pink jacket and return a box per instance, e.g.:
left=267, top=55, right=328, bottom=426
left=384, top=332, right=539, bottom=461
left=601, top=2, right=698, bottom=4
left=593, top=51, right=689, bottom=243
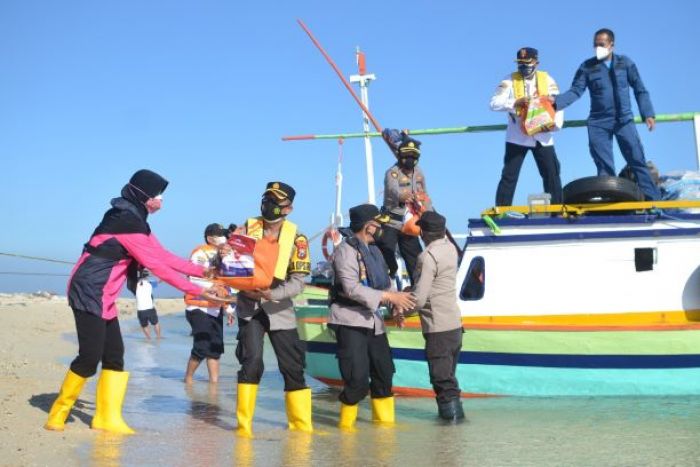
left=68, top=232, right=205, bottom=319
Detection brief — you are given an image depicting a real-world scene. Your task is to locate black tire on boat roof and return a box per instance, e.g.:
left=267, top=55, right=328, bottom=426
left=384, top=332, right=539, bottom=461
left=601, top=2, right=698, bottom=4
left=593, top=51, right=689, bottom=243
left=563, top=176, right=644, bottom=204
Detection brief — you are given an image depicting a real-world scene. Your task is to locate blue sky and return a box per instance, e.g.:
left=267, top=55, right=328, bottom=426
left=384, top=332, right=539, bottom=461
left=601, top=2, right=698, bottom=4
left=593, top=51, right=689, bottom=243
left=2, top=0, right=699, bottom=294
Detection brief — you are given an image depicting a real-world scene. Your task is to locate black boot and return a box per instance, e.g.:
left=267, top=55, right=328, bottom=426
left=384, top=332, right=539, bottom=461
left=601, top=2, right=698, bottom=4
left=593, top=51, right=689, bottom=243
left=437, top=399, right=465, bottom=423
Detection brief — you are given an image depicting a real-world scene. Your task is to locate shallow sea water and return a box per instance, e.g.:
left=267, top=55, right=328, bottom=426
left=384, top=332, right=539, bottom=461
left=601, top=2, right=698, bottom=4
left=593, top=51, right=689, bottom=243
left=75, top=314, right=700, bottom=466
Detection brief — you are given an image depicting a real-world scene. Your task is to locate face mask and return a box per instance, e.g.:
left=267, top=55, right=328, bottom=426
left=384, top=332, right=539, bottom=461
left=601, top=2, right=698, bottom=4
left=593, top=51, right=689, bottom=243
left=145, top=195, right=162, bottom=214
left=213, top=236, right=227, bottom=246
left=595, top=46, right=611, bottom=61
left=261, top=198, right=285, bottom=223
left=369, top=225, right=383, bottom=243
left=399, top=156, right=418, bottom=170
left=518, top=64, right=536, bottom=78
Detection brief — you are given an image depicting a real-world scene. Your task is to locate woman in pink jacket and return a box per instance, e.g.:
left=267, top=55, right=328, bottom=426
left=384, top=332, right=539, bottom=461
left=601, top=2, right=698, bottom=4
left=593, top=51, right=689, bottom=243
left=45, top=169, right=219, bottom=434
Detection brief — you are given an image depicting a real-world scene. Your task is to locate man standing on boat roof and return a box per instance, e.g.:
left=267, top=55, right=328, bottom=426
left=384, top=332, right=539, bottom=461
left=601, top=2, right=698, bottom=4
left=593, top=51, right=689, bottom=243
left=552, top=28, right=660, bottom=201
left=328, top=203, right=416, bottom=430
left=233, top=181, right=313, bottom=436
left=408, top=211, right=465, bottom=422
left=490, top=47, right=564, bottom=206
left=378, top=129, right=432, bottom=285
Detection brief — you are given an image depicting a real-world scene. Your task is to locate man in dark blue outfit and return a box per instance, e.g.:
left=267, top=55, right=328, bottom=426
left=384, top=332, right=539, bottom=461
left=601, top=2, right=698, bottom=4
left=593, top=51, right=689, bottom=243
left=553, top=28, right=660, bottom=200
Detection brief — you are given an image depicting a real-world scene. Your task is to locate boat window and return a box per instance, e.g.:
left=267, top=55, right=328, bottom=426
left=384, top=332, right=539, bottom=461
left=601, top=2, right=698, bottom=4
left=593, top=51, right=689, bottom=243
left=460, top=256, right=485, bottom=301
left=634, top=248, right=655, bottom=272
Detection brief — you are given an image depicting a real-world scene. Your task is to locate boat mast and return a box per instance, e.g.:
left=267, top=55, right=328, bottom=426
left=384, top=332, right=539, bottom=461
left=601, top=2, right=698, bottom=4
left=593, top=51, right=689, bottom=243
left=694, top=113, right=700, bottom=170
left=349, top=47, right=377, bottom=204
left=333, top=138, right=344, bottom=229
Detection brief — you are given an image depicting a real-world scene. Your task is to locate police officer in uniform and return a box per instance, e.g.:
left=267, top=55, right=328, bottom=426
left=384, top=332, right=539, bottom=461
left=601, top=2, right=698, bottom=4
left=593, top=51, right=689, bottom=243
left=328, top=203, right=416, bottom=429
left=377, top=132, right=432, bottom=284
left=234, top=182, right=313, bottom=436
left=553, top=28, right=660, bottom=200
left=409, top=211, right=465, bottom=422
left=490, top=47, right=564, bottom=206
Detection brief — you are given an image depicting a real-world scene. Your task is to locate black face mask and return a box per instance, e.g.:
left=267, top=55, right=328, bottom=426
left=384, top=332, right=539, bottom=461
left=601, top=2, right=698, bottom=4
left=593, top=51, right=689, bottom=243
left=518, top=64, right=536, bottom=78
left=370, top=226, right=384, bottom=243
left=399, top=156, right=418, bottom=170
left=261, top=198, right=285, bottom=222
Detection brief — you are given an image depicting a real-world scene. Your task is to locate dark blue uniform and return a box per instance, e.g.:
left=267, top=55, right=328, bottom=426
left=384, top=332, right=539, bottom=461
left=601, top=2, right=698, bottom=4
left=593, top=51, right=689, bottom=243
left=555, top=54, right=660, bottom=200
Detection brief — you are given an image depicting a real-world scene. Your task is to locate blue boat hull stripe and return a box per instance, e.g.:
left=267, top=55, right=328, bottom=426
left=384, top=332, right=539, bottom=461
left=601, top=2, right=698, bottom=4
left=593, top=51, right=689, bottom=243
left=305, top=342, right=700, bottom=369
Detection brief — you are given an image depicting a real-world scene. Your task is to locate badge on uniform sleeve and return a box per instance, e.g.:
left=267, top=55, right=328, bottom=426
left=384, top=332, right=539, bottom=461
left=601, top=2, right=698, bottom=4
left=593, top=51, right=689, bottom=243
left=289, top=234, right=311, bottom=274
left=295, top=236, right=308, bottom=259
left=391, top=171, right=398, bottom=179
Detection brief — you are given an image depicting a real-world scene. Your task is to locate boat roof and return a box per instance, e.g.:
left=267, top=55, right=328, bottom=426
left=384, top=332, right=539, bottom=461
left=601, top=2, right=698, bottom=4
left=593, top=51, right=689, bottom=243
left=472, top=200, right=700, bottom=226
left=469, top=211, right=700, bottom=228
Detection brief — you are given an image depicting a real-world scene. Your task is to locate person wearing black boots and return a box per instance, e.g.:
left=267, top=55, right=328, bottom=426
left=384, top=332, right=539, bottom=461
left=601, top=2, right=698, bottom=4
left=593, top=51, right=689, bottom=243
left=410, top=211, right=465, bottom=422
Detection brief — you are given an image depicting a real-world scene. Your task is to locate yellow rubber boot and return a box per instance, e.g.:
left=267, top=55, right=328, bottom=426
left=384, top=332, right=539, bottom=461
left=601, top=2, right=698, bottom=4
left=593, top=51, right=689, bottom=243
left=338, top=403, right=358, bottom=430
left=91, top=370, right=135, bottom=434
left=236, top=383, right=258, bottom=437
left=285, top=388, right=313, bottom=432
left=371, top=396, right=395, bottom=424
left=44, top=370, right=87, bottom=431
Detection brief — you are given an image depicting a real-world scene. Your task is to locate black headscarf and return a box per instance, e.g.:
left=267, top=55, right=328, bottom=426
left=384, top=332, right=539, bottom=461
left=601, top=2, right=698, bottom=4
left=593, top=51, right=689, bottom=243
left=87, top=169, right=169, bottom=293
left=120, top=169, right=169, bottom=205
left=93, top=169, right=169, bottom=236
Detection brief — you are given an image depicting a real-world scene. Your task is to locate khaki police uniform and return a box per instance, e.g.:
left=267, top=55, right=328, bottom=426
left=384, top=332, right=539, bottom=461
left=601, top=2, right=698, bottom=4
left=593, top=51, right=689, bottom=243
left=329, top=236, right=395, bottom=405
left=377, top=163, right=431, bottom=283
left=412, top=237, right=463, bottom=405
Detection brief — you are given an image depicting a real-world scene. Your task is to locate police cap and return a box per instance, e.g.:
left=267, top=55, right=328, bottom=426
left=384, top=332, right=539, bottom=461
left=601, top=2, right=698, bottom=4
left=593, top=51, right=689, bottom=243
left=416, top=211, right=447, bottom=233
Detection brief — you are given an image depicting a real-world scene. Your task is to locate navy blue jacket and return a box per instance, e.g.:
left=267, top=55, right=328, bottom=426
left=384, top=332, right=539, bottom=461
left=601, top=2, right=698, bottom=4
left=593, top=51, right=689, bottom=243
left=555, top=54, right=654, bottom=129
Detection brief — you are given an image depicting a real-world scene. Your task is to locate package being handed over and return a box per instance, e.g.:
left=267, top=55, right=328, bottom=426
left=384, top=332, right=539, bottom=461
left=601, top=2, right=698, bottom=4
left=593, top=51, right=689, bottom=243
left=401, top=191, right=431, bottom=237
left=520, top=97, right=556, bottom=136
left=220, top=234, right=256, bottom=277
left=217, top=234, right=278, bottom=291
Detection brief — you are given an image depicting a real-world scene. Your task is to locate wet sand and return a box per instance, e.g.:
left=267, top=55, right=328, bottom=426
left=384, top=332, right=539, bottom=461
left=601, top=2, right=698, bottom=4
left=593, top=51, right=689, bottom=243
left=4, top=294, right=700, bottom=466
left=0, top=294, right=184, bottom=466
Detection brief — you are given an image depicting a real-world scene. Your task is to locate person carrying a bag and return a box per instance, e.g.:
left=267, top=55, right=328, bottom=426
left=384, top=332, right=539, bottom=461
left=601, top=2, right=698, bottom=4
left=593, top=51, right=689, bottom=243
left=490, top=47, right=564, bottom=207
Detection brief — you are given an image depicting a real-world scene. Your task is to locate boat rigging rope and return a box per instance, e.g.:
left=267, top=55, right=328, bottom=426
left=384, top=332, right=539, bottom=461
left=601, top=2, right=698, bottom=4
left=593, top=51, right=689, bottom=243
left=0, top=252, right=74, bottom=265
left=0, top=272, right=70, bottom=276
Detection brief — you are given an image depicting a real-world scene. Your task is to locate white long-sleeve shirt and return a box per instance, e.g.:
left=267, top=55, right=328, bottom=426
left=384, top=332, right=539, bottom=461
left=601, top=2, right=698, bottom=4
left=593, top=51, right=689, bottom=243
left=490, top=72, right=564, bottom=147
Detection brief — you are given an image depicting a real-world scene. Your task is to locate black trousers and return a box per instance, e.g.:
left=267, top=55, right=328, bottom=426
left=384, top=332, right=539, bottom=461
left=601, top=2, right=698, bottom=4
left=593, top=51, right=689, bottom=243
left=335, top=325, right=395, bottom=405
left=424, top=328, right=463, bottom=404
left=235, top=311, right=307, bottom=391
left=70, top=308, right=124, bottom=378
left=376, top=225, right=422, bottom=284
left=189, top=309, right=224, bottom=361
left=495, top=141, right=563, bottom=206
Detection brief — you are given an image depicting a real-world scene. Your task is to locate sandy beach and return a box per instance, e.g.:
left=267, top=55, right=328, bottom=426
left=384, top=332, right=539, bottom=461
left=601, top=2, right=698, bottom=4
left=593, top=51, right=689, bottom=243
left=0, top=293, right=185, bottom=467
